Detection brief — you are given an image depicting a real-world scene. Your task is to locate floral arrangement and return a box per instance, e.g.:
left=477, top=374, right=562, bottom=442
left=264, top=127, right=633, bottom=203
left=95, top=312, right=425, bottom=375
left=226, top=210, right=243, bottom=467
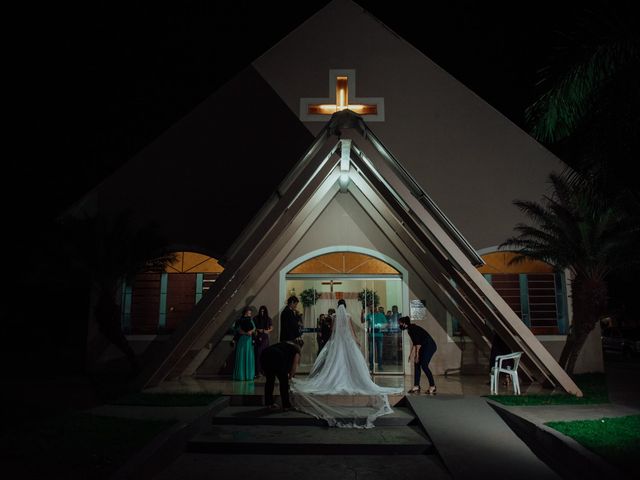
left=300, top=288, right=321, bottom=307
left=358, top=288, right=380, bottom=308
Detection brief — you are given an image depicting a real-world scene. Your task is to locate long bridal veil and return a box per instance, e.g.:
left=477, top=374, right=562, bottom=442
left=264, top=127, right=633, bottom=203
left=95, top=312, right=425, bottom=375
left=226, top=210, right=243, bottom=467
left=291, top=304, right=402, bottom=428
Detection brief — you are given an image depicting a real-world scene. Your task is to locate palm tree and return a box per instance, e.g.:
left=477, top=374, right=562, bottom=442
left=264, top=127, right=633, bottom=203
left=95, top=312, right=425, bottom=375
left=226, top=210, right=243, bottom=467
left=59, top=210, right=175, bottom=373
left=521, top=4, right=640, bottom=373
left=501, top=173, right=637, bottom=374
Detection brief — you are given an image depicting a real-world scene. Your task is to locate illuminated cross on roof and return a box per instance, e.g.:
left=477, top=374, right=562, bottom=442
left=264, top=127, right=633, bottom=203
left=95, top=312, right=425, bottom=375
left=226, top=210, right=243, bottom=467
left=300, top=69, right=385, bottom=122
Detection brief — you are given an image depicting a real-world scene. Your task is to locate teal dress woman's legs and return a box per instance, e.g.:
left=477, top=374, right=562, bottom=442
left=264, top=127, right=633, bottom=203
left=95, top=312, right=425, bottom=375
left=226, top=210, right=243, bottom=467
left=233, top=334, right=255, bottom=380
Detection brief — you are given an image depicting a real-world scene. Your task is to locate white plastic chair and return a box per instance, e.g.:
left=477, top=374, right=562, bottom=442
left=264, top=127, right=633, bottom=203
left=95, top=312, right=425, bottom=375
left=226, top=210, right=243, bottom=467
left=490, top=351, right=522, bottom=395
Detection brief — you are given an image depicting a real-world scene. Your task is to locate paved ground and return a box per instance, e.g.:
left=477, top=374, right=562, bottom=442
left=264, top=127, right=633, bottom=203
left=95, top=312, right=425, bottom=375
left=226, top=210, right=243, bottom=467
left=7, top=358, right=638, bottom=479
left=113, top=358, right=639, bottom=480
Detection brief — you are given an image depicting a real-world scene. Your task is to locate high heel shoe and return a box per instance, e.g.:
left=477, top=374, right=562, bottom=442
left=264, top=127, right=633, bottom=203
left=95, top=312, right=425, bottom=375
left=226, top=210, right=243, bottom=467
left=407, top=386, right=421, bottom=394
left=426, top=386, right=437, bottom=395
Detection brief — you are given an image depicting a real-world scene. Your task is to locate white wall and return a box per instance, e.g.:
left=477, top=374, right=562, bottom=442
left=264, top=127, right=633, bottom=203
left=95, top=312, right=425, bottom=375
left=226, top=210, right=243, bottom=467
left=253, top=0, right=566, bottom=251
left=540, top=324, right=604, bottom=374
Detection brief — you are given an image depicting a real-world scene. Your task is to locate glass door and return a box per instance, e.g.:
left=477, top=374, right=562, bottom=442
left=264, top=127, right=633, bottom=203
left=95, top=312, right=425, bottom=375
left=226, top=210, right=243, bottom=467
left=360, top=278, right=403, bottom=375
left=285, top=276, right=404, bottom=374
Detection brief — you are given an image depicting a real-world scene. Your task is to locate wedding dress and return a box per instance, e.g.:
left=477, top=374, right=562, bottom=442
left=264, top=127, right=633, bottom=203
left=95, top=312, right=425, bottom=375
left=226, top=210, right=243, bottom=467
left=291, top=304, right=402, bottom=428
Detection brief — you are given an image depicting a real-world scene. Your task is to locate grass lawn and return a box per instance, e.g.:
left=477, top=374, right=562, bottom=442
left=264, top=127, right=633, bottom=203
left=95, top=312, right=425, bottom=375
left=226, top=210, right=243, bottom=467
left=109, top=391, right=221, bottom=406
left=546, top=415, right=639, bottom=474
left=487, top=373, right=608, bottom=405
left=2, top=411, right=176, bottom=479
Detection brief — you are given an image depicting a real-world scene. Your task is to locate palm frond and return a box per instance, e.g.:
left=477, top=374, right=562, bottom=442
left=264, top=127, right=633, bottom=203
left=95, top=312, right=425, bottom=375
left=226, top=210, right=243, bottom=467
left=503, top=172, right=637, bottom=280
left=526, top=0, right=640, bottom=146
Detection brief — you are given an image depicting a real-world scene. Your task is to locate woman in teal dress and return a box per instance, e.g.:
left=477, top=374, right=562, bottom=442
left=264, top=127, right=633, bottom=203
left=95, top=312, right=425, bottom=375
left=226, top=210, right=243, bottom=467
left=233, top=307, right=256, bottom=381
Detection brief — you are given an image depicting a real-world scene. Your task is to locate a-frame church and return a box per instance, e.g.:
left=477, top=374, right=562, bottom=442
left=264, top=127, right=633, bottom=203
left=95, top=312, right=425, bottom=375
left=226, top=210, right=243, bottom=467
left=75, top=0, right=603, bottom=395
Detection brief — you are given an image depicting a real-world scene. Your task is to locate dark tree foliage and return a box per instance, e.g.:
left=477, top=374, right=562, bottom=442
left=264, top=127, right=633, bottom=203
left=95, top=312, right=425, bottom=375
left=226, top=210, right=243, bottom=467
left=502, top=174, right=639, bottom=373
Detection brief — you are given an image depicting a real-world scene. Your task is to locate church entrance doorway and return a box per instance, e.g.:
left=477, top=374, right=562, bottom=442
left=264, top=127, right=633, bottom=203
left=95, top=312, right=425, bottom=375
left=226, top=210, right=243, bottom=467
left=282, top=250, right=407, bottom=375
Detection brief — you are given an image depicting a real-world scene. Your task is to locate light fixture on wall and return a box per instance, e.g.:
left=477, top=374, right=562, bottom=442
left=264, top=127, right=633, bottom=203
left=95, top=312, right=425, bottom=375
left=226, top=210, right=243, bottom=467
left=339, top=139, right=351, bottom=192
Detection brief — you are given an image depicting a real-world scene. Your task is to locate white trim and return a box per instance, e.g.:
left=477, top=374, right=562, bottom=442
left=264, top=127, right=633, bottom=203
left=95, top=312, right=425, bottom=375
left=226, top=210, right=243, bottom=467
left=286, top=274, right=402, bottom=279
left=564, top=267, right=574, bottom=328
left=476, top=245, right=504, bottom=256
left=447, top=334, right=567, bottom=344
left=447, top=335, right=473, bottom=343
left=537, top=335, right=567, bottom=342
left=280, top=245, right=409, bottom=279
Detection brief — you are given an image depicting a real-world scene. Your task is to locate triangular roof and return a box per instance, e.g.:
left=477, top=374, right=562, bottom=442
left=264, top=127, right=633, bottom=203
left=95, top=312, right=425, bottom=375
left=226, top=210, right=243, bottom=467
left=140, top=110, right=581, bottom=396
left=253, top=0, right=566, bottom=250
left=72, top=0, right=565, bottom=258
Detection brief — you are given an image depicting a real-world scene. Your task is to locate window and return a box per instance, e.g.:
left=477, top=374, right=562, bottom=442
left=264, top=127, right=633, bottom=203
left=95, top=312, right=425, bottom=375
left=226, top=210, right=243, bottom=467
left=478, top=252, right=568, bottom=335
left=121, top=252, right=223, bottom=334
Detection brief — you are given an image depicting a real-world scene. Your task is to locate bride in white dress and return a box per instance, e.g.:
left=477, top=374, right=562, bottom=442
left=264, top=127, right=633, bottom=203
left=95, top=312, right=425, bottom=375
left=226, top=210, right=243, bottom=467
left=291, top=299, right=403, bottom=428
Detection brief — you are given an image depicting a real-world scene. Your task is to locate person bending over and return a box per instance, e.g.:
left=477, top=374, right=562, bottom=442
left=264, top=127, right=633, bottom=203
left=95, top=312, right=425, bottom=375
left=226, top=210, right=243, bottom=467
left=399, top=316, right=437, bottom=395
left=260, top=341, right=301, bottom=411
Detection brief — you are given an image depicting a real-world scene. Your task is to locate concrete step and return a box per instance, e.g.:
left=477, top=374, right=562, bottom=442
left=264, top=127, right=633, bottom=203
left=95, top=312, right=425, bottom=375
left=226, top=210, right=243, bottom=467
left=228, top=394, right=405, bottom=407
left=188, top=424, right=433, bottom=455
left=211, top=406, right=417, bottom=427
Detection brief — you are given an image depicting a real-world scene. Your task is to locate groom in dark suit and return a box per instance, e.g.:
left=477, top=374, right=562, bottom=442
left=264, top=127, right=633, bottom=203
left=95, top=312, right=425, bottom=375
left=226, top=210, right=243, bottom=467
left=280, top=295, right=301, bottom=342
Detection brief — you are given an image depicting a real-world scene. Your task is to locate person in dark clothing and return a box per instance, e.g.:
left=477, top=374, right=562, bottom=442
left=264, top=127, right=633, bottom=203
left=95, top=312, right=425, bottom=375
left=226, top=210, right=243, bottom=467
left=318, top=314, right=333, bottom=352
left=280, top=296, right=301, bottom=343
left=316, top=314, right=326, bottom=352
left=260, top=341, right=301, bottom=410
left=253, top=305, right=273, bottom=377
left=399, top=316, right=437, bottom=395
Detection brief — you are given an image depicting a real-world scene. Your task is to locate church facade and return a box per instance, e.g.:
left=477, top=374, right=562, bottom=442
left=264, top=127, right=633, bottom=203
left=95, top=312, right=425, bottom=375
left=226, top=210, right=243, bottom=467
left=76, top=0, right=602, bottom=390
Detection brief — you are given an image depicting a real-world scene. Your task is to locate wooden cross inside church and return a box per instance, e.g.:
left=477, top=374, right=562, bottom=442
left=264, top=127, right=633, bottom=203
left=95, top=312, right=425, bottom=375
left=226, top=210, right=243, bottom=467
left=321, top=279, right=342, bottom=293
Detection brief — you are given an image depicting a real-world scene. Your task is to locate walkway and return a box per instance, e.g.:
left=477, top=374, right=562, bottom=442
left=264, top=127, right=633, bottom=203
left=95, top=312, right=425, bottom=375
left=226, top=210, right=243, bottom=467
left=407, top=395, right=560, bottom=479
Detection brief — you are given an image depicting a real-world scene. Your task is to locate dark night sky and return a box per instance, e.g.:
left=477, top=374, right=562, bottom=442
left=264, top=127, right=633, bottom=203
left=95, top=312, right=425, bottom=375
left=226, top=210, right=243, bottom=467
left=16, top=1, right=600, bottom=225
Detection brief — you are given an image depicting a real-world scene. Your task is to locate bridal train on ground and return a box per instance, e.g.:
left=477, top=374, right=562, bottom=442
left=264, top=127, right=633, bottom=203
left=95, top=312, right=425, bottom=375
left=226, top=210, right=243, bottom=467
left=291, top=303, right=403, bottom=428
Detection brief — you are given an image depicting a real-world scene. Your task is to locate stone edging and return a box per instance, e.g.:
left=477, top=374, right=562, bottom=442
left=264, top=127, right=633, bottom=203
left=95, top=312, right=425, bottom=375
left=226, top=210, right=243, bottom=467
left=110, top=396, right=230, bottom=480
left=486, top=400, right=629, bottom=480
